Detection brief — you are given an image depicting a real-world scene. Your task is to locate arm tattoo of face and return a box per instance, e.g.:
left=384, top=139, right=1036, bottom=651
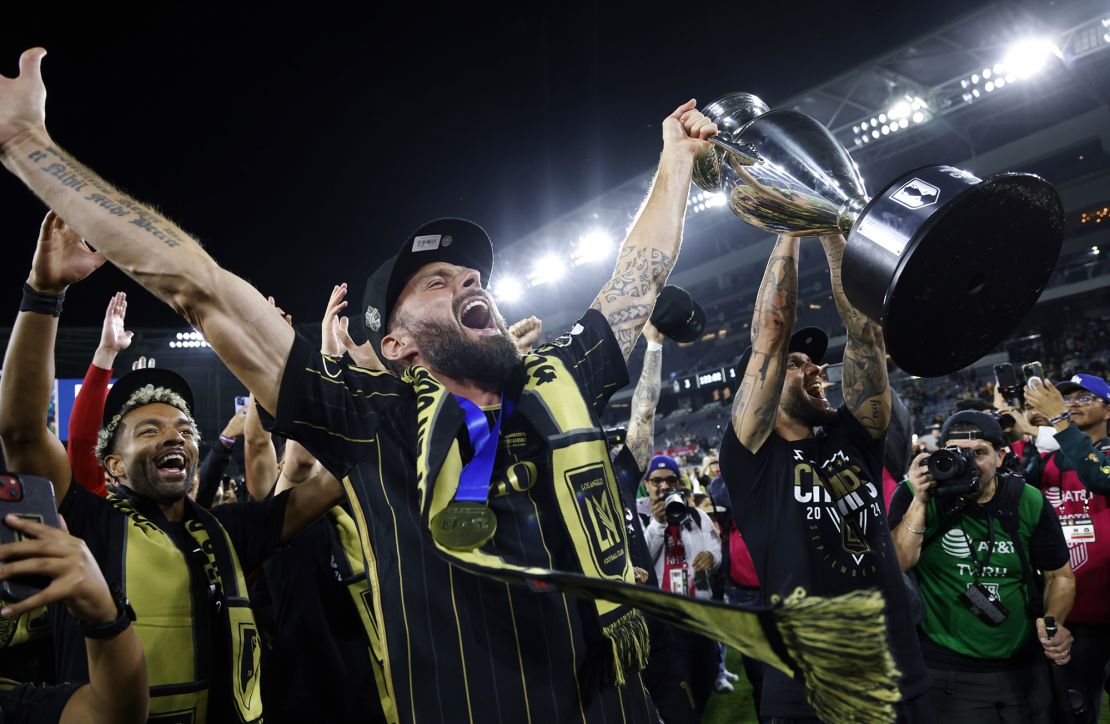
left=626, top=347, right=662, bottom=468
left=592, top=245, right=675, bottom=359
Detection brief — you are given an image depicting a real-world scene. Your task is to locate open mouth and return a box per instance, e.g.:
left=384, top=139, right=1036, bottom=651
left=154, top=450, right=189, bottom=482
left=457, top=295, right=500, bottom=335
left=805, top=380, right=829, bottom=408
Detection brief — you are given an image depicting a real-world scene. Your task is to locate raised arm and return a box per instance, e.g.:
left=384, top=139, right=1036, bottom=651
left=243, top=395, right=278, bottom=501
left=819, top=233, right=890, bottom=438
left=591, top=99, right=716, bottom=359
left=625, top=322, right=664, bottom=470
left=0, top=212, right=105, bottom=506
left=730, top=234, right=799, bottom=453
left=0, top=49, right=292, bottom=413
left=68, top=292, right=133, bottom=497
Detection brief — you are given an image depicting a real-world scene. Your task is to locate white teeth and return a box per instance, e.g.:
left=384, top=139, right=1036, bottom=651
left=462, top=298, right=488, bottom=314
left=158, top=453, right=185, bottom=468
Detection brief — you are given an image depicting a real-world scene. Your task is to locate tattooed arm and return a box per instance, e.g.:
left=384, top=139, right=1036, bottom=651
left=730, top=235, right=799, bottom=453
left=591, top=99, right=717, bottom=360
left=0, top=49, right=293, bottom=413
left=819, top=234, right=890, bottom=439
left=625, top=322, right=664, bottom=470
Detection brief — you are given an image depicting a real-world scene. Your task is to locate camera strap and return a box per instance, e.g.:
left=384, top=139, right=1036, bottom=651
left=960, top=512, right=995, bottom=582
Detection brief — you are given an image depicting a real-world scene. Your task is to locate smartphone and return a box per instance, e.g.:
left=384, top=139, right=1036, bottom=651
left=994, top=363, right=1024, bottom=406
left=1021, top=362, right=1044, bottom=384
left=0, top=473, right=62, bottom=601
left=234, top=396, right=249, bottom=413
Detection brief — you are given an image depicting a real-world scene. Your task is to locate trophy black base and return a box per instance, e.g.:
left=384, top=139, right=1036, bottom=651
left=843, top=165, right=1064, bottom=378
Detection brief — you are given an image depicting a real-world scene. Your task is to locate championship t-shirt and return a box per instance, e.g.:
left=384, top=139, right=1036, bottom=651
left=889, top=477, right=1070, bottom=669
left=719, top=406, right=929, bottom=718
left=267, top=309, right=657, bottom=724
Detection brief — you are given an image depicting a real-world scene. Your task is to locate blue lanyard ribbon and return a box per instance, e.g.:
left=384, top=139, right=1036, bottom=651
left=452, top=394, right=515, bottom=503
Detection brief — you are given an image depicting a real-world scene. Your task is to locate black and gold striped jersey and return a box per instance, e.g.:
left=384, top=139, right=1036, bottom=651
left=269, top=310, right=657, bottom=724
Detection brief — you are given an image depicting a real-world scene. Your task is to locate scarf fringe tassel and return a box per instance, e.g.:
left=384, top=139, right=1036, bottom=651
left=602, top=609, right=651, bottom=687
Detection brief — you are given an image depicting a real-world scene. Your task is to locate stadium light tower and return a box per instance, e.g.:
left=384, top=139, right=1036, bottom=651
left=493, top=276, right=524, bottom=303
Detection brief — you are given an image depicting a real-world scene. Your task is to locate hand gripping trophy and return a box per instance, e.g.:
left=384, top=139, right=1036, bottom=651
left=693, top=92, right=1064, bottom=377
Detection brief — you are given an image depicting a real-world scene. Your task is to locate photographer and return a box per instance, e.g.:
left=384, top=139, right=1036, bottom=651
left=638, top=455, right=720, bottom=715
left=890, top=411, right=1075, bottom=722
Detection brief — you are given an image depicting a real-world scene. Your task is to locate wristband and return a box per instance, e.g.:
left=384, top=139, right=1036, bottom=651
left=19, top=283, right=65, bottom=317
left=79, top=589, right=136, bottom=640
left=646, top=340, right=663, bottom=352
left=219, top=434, right=237, bottom=448
left=1049, top=411, right=1071, bottom=425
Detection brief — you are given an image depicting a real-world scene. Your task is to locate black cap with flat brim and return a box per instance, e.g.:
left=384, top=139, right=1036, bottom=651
left=651, top=286, right=707, bottom=344
left=102, top=368, right=196, bottom=428
left=736, top=327, right=828, bottom=375
left=360, top=218, right=494, bottom=356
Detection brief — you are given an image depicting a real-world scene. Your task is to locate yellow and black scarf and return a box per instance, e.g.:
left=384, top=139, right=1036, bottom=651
left=404, top=349, right=902, bottom=723
left=106, top=491, right=262, bottom=723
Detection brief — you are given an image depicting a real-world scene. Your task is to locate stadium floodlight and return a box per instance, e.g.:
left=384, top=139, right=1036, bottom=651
left=1001, top=38, right=1059, bottom=79
left=574, top=229, right=614, bottom=264
left=529, top=255, right=565, bottom=285
left=493, top=276, right=524, bottom=303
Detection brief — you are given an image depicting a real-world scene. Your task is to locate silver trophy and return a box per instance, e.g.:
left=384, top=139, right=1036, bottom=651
left=693, top=92, right=1064, bottom=377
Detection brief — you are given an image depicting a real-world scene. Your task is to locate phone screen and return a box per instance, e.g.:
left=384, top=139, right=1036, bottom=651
left=234, top=396, right=249, bottom=413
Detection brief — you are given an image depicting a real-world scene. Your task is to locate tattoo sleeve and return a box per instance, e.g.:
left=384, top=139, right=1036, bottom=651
left=730, top=235, right=799, bottom=452
left=626, top=346, right=663, bottom=471
left=590, top=149, right=692, bottom=360
left=820, top=234, right=890, bottom=438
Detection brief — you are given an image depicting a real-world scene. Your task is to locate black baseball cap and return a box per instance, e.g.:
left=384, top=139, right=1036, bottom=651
left=737, top=327, right=828, bottom=373
left=650, top=286, right=707, bottom=343
left=360, top=218, right=494, bottom=355
left=102, top=368, right=195, bottom=428
left=939, top=410, right=1005, bottom=448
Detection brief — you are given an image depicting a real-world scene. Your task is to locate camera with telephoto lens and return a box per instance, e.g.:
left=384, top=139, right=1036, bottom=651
left=926, top=446, right=981, bottom=499
left=663, top=490, right=690, bottom=525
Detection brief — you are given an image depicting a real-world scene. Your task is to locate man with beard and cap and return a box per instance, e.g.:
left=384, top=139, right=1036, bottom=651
left=0, top=51, right=720, bottom=722
left=717, top=232, right=932, bottom=722
left=0, top=212, right=348, bottom=723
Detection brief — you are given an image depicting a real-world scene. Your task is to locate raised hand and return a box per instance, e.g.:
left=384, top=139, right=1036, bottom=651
left=642, top=320, right=664, bottom=346
left=321, top=283, right=349, bottom=357
left=27, top=211, right=106, bottom=294
left=99, top=292, right=133, bottom=353
left=661, top=99, right=718, bottom=158
left=508, top=316, right=542, bottom=354
left=0, top=48, right=48, bottom=149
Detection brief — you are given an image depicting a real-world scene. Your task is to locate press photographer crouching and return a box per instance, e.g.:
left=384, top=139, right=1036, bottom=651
left=637, top=455, right=721, bottom=716
left=889, top=411, right=1076, bottom=723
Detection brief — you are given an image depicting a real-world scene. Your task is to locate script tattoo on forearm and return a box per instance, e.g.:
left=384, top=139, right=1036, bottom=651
left=626, top=346, right=662, bottom=469
left=24, top=144, right=191, bottom=249
left=592, top=245, right=674, bottom=359
left=731, top=246, right=798, bottom=442
left=821, top=235, right=889, bottom=436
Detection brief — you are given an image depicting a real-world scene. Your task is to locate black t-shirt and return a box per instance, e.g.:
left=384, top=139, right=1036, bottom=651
left=267, top=309, right=657, bottom=724
left=255, top=509, right=385, bottom=724
left=56, top=483, right=288, bottom=723
left=719, top=406, right=930, bottom=718
left=0, top=682, right=79, bottom=724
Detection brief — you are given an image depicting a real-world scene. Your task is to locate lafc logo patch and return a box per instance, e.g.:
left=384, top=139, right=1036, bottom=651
left=565, top=463, right=626, bottom=578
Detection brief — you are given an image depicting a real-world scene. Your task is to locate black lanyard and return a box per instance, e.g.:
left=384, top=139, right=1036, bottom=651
left=961, top=511, right=995, bottom=581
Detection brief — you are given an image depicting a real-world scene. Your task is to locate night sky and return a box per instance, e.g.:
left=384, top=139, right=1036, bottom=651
left=1, top=2, right=976, bottom=327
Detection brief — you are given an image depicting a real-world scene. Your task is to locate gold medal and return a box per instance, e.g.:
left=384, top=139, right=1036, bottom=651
left=431, top=501, right=497, bottom=550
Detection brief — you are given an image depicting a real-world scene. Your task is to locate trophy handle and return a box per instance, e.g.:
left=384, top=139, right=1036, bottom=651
left=708, top=137, right=761, bottom=166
